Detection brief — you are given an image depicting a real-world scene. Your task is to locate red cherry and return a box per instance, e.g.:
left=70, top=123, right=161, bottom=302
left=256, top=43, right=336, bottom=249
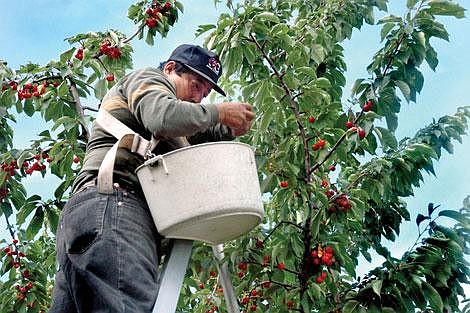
left=199, top=283, right=204, bottom=289
left=106, top=73, right=115, bottom=82
left=146, top=7, right=153, bottom=15
left=210, top=271, right=216, bottom=277
left=238, top=271, right=244, bottom=278
left=73, top=156, right=80, bottom=164
left=329, top=165, right=336, bottom=171
left=279, top=180, right=288, bottom=188
left=363, top=100, right=374, bottom=112
left=26, top=282, right=33, bottom=290
left=312, top=143, right=320, bottom=151
left=250, top=290, right=257, bottom=297
left=20, top=287, right=27, bottom=293
left=308, top=116, right=316, bottom=123
left=250, top=304, right=257, bottom=311
left=310, top=250, right=318, bottom=258
left=316, top=275, right=324, bottom=283
left=262, top=281, right=271, bottom=288
left=99, top=42, right=110, bottom=54
left=238, top=262, right=248, bottom=271
left=12, top=239, right=18, bottom=244
left=325, top=246, right=334, bottom=254
left=241, top=296, right=250, bottom=305
left=278, top=262, right=285, bottom=270
left=33, top=91, right=40, bottom=97
left=75, top=52, right=83, bottom=60
left=146, top=17, right=157, bottom=28
left=358, top=129, right=366, bottom=139
left=345, top=121, right=354, bottom=129
left=3, top=247, right=10, bottom=253
left=164, top=2, right=171, bottom=10
left=287, top=300, right=295, bottom=309
left=23, top=270, right=29, bottom=278
left=318, top=139, right=326, bottom=148
left=23, top=83, right=33, bottom=90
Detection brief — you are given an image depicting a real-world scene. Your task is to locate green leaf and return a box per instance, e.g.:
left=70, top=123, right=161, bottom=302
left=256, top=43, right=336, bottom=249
left=416, top=213, right=430, bottom=226
left=94, top=78, right=107, bottom=100
left=254, top=12, right=280, bottom=24
left=311, top=209, right=324, bottom=239
left=195, top=24, right=216, bottom=38
left=372, top=279, right=383, bottom=297
left=343, top=300, right=360, bottom=313
left=145, top=29, right=155, bottom=46
left=407, top=0, right=419, bottom=9
left=127, top=4, right=141, bottom=20
left=438, top=209, right=469, bottom=226
left=380, top=23, right=396, bottom=42
left=395, top=80, right=411, bottom=102
left=428, top=1, right=465, bottom=18
left=376, top=127, right=398, bottom=150
left=422, top=281, right=443, bottom=312
left=23, top=100, right=35, bottom=116
left=26, top=208, right=44, bottom=240
left=16, top=202, right=37, bottom=225
left=1, top=202, right=13, bottom=218
left=425, top=45, right=439, bottom=70
left=60, top=47, right=75, bottom=63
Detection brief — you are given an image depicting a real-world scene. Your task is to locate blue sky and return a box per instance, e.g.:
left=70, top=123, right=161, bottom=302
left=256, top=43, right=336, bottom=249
left=1, top=0, right=469, bottom=297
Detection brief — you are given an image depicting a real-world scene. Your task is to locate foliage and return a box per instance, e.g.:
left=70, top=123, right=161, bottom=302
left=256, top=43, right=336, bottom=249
left=0, top=0, right=469, bottom=312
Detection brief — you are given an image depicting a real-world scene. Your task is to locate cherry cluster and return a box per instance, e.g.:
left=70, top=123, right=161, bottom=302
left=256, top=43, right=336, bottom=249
left=197, top=269, right=223, bottom=313
left=145, top=1, right=172, bottom=29
left=312, top=138, right=326, bottom=151
left=329, top=193, right=352, bottom=213
left=309, top=246, right=334, bottom=283
left=345, top=100, right=374, bottom=140
left=98, top=41, right=122, bottom=59
left=2, top=80, right=61, bottom=102
left=1, top=239, right=35, bottom=306
left=1, top=80, right=18, bottom=91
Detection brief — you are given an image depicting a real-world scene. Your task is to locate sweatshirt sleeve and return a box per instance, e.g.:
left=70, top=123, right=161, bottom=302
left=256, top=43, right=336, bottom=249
left=119, top=67, right=220, bottom=139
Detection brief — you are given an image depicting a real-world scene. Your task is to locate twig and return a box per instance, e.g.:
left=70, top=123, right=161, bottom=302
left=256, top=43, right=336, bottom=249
left=123, top=23, right=146, bottom=44
left=67, top=78, right=90, bottom=140
left=249, top=33, right=312, bottom=184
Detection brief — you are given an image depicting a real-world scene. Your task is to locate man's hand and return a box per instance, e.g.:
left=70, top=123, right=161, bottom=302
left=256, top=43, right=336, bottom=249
left=217, top=102, right=255, bottom=136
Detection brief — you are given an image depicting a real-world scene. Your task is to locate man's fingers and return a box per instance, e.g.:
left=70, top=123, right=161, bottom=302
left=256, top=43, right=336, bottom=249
left=245, top=110, right=255, bottom=121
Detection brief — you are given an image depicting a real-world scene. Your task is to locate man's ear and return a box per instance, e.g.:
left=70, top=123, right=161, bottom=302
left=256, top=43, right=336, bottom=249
left=163, top=60, right=177, bottom=75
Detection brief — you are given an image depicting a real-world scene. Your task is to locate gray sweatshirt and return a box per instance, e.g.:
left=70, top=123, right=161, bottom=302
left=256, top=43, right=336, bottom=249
left=73, top=67, right=233, bottom=193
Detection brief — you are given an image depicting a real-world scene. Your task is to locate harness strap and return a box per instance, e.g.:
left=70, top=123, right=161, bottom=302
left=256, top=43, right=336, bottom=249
left=95, top=109, right=158, bottom=194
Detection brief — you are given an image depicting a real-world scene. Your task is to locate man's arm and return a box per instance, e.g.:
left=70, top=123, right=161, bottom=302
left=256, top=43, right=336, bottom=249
left=187, top=124, right=235, bottom=145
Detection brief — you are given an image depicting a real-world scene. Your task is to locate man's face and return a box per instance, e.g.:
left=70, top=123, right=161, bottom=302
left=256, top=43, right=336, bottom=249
left=164, top=61, right=213, bottom=103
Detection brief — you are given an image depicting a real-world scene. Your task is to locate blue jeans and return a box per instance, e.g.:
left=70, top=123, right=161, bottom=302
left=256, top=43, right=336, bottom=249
left=49, top=185, right=160, bottom=313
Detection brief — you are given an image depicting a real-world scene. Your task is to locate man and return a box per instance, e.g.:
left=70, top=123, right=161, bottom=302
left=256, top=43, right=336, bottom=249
left=49, top=44, right=254, bottom=312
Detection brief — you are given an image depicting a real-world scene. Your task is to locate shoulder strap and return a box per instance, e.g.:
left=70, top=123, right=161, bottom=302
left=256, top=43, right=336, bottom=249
left=95, top=109, right=159, bottom=193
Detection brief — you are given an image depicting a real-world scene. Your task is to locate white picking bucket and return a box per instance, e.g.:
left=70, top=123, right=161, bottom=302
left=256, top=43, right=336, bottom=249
left=135, top=142, right=264, bottom=245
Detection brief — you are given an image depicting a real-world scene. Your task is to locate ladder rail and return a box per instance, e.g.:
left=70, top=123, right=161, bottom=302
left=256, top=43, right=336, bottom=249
left=152, top=241, right=241, bottom=313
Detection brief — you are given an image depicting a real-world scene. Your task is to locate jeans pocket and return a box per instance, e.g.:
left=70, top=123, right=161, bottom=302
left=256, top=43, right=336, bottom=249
left=61, top=194, right=108, bottom=254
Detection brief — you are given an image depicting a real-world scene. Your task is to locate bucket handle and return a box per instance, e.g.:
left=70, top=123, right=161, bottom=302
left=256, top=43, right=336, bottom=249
left=143, top=155, right=169, bottom=175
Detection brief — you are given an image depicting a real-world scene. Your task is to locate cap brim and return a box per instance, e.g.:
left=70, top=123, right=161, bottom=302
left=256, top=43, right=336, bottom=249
left=183, top=64, right=226, bottom=97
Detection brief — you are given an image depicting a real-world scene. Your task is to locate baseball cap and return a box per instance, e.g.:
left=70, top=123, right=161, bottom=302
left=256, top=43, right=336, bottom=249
left=168, top=44, right=226, bottom=96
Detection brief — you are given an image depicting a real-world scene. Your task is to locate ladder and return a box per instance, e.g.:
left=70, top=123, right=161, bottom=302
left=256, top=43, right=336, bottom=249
left=152, top=240, right=240, bottom=313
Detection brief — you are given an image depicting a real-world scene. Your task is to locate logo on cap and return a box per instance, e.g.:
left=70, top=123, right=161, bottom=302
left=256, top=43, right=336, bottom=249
left=206, top=57, right=221, bottom=76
